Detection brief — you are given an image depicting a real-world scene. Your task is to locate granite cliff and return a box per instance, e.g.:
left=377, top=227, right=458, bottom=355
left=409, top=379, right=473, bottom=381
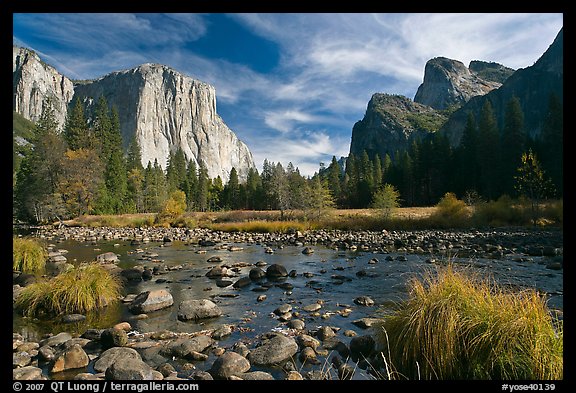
left=12, top=46, right=255, bottom=181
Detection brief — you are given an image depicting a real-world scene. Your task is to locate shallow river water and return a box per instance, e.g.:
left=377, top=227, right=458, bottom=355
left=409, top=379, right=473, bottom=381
left=12, top=232, right=563, bottom=379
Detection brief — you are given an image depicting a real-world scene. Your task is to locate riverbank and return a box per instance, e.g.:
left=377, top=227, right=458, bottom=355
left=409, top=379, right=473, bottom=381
left=13, top=226, right=563, bottom=380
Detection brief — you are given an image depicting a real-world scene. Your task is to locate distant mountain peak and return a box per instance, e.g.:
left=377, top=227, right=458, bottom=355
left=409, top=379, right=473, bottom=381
left=414, top=57, right=514, bottom=110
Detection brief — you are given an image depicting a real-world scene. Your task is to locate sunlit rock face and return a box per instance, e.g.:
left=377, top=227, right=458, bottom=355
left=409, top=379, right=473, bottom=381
left=74, top=63, right=255, bottom=180
left=13, top=46, right=74, bottom=128
left=13, top=47, right=255, bottom=181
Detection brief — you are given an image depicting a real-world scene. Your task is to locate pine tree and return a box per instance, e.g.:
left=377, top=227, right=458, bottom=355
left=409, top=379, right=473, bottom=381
left=224, top=167, right=240, bottom=210
left=344, top=153, right=359, bottom=207
left=64, top=97, right=93, bottom=150
left=244, top=167, right=263, bottom=210
left=539, top=93, right=563, bottom=196
left=196, top=162, right=209, bottom=212
left=184, top=160, right=198, bottom=211
left=501, top=96, right=526, bottom=196
left=326, top=156, right=342, bottom=205
left=477, top=100, right=501, bottom=199
left=455, top=112, right=480, bottom=195
left=166, top=148, right=187, bottom=193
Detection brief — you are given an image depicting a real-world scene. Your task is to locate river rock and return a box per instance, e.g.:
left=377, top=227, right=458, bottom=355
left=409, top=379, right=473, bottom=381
left=96, top=252, right=119, bottom=263
left=352, top=318, right=381, bottom=329
left=161, top=336, right=214, bottom=359
left=212, top=325, right=233, bottom=340
left=349, top=335, right=375, bottom=361
left=209, top=351, right=251, bottom=379
left=206, top=266, right=228, bottom=278
left=13, top=366, right=43, bottom=380
left=121, top=267, right=143, bottom=281
left=274, top=304, right=292, bottom=315
left=302, top=247, right=314, bottom=255
left=285, top=371, right=304, bottom=380
left=247, top=333, right=298, bottom=366
left=315, top=326, right=336, bottom=341
left=40, top=332, right=73, bottom=347
left=266, top=264, right=288, bottom=278
left=287, top=319, right=305, bottom=330
left=296, top=334, right=320, bottom=349
left=237, top=371, right=274, bottom=380
left=216, top=279, right=233, bottom=288
left=299, top=347, right=318, bottom=364
left=62, top=314, right=86, bottom=323
left=13, top=352, right=32, bottom=367
left=100, top=328, right=128, bottom=349
left=50, top=344, right=89, bottom=373
left=233, top=276, right=252, bottom=288
left=302, top=303, right=322, bottom=312
left=14, top=273, right=37, bottom=287
left=178, top=299, right=223, bottom=321
left=249, top=267, right=266, bottom=280
left=354, top=296, right=375, bottom=306
left=129, top=289, right=174, bottom=314
left=105, top=358, right=154, bottom=380
left=93, top=347, right=142, bottom=373
left=207, top=256, right=222, bottom=263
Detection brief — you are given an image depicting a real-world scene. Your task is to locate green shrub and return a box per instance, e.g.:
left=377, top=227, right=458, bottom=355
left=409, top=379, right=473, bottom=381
left=429, top=193, right=470, bottom=228
left=13, top=237, right=47, bottom=274
left=15, top=263, right=121, bottom=317
left=155, top=190, right=187, bottom=225
left=373, top=265, right=563, bottom=379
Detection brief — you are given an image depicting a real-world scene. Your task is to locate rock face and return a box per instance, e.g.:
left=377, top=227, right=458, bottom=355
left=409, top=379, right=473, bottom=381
left=13, top=46, right=75, bottom=128
left=414, top=57, right=512, bottom=110
left=349, top=94, right=446, bottom=160
left=13, top=46, right=255, bottom=181
left=73, top=63, right=255, bottom=180
left=440, top=28, right=563, bottom=145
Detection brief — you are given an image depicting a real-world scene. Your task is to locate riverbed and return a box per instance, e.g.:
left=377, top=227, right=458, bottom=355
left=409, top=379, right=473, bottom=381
left=13, top=226, right=563, bottom=380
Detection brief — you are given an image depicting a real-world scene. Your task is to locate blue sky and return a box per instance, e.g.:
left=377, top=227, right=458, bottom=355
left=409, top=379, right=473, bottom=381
left=13, top=13, right=563, bottom=176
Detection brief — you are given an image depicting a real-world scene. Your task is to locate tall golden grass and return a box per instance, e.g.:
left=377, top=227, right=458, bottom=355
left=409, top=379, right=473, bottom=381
left=373, top=265, right=563, bottom=379
left=13, top=236, right=47, bottom=274
left=15, top=263, right=121, bottom=317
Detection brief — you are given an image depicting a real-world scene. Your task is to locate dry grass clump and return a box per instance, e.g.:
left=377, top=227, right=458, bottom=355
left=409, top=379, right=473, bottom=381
left=13, top=236, right=47, bottom=274
left=15, top=263, right=121, bottom=317
left=373, top=265, right=563, bottom=379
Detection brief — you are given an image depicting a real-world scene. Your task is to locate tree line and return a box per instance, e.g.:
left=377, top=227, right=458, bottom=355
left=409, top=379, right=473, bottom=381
left=13, top=96, right=336, bottom=223
left=318, top=94, right=562, bottom=209
left=13, top=93, right=561, bottom=224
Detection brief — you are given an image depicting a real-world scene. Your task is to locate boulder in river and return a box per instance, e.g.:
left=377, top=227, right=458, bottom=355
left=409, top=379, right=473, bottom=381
left=209, top=351, right=251, bottom=379
left=178, top=299, right=223, bottom=321
left=129, top=289, right=174, bottom=314
left=266, top=264, right=288, bottom=278
left=247, top=333, right=298, bottom=366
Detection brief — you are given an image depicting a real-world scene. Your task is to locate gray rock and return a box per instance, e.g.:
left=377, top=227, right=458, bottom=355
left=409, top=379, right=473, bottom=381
left=40, top=332, right=72, bottom=347
left=238, top=371, right=275, bottom=380
left=161, top=336, right=214, bottom=359
left=296, top=334, right=320, bottom=349
left=249, top=267, right=266, bottom=280
left=13, top=46, right=74, bottom=127
left=38, top=345, right=56, bottom=362
left=231, top=342, right=250, bottom=357
left=266, top=264, right=288, bottom=278
left=81, top=329, right=104, bottom=340
left=96, top=252, right=119, bottom=263
left=189, top=371, right=214, bottom=380
left=13, top=352, right=32, bottom=368
left=206, top=266, right=228, bottom=278
left=14, top=273, right=37, bottom=287
left=274, top=304, right=292, bottom=315
left=13, top=366, right=43, bottom=380
left=248, top=333, right=298, bottom=366
left=121, top=268, right=143, bottom=281
left=233, top=276, right=252, bottom=289
left=287, top=319, right=305, bottom=330
left=302, top=247, right=314, bottom=255
left=129, top=289, right=174, bottom=314
left=316, top=326, right=336, bottom=341
left=210, top=351, right=251, bottom=379
left=94, top=347, right=142, bottom=373
left=207, top=256, right=223, bottom=263
left=302, top=303, right=322, bottom=312
left=105, top=358, right=154, bottom=380
left=215, top=279, right=233, bottom=288
left=299, top=347, right=318, bottom=364
left=352, top=318, right=381, bottom=329
left=178, top=299, right=223, bottom=321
